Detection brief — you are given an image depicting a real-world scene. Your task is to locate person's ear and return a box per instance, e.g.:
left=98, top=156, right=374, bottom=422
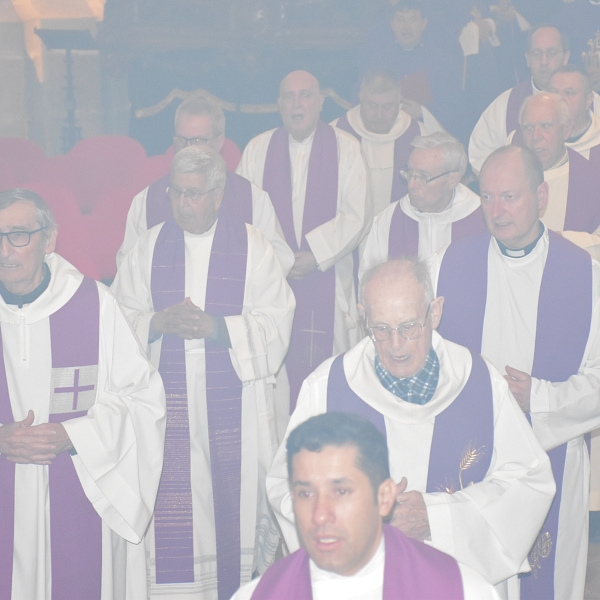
left=212, top=134, right=225, bottom=152
left=537, top=181, right=549, bottom=215
left=214, top=188, right=225, bottom=213
left=358, top=303, right=366, bottom=323
left=430, top=295, right=444, bottom=330
left=377, top=478, right=398, bottom=518
left=44, top=228, right=57, bottom=255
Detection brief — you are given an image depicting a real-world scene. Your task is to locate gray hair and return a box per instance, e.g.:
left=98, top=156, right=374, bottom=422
left=480, top=145, right=544, bottom=193
left=359, top=70, right=402, bottom=99
left=359, top=257, right=434, bottom=308
left=0, top=188, right=57, bottom=240
left=410, top=132, right=468, bottom=178
left=171, top=146, right=227, bottom=190
left=175, top=93, right=225, bottom=137
left=519, top=92, right=571, bottom=129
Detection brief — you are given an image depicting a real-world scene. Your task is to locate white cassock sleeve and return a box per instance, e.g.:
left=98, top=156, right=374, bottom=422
left=529, top=260, right=600, bottom=450
left=61, top=283, right=166, bottom=544
left=562, top=227, right=600, bottom=263
left=116, top=186, right=149, bottom=269
left=358, top=201, right=397, bottom=281
left=468, top=88, right=511, bottom=174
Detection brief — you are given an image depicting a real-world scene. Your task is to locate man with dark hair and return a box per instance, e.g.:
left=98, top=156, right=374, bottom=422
left=268, top=256, right=554, bottom=598
left=232, top=412, right=499, bottom=599
left=430, top=144, right=600, bottom=599
left=0, top=188, right=166, bottom=599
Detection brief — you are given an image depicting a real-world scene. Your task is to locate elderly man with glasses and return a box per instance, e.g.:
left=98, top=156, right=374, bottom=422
left=267, top=257, right=554, bottom=598
left=359, top=132, right=485, bottom=280
left=112, top=146, right=295, bottom=600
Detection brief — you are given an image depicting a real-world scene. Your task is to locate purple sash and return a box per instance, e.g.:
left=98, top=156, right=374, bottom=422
left=437, top=230, right=593, bottom=599
left=564, top=147, right=600, bottom=233
left=146, top=171, right=253, bottom=230
left=327, top=350, right=493, bottom=493
left=151, top=199, right=249, bottom=599
left=336, top=113, right=420, bottom=203
left=388, top=201, right=486, bottom=258
left=263, top=121, right=338, bottom=411
left=250, top=524, right=463, bottom=599
left=0, top=276, right=102, bottom=600
left=506, top=80, right=533, bottom=141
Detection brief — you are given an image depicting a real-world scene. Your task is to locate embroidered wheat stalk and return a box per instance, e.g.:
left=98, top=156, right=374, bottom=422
left=458, top=444, right=483, bottom=490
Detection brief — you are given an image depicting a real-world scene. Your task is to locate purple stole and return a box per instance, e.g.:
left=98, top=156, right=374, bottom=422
left=506, top=79, right=533, bottom=145
left=436, top=230, right=593, bottom=599
left=262, top=121, right=338, bottom=411
left=327, top=350, right=493, bottom=493
left=336, top=113, right=420, bottom=203
left=0, top=277, right=102, bottom=600
left=150, top=195, right=250, bottom=599
left=250, top=524, right=464, bottom=599
left=563, top=147, right=600, bottom=233
left=146, top=171, right=252, bottom=230
left=387, top=201, right=486, bottom=258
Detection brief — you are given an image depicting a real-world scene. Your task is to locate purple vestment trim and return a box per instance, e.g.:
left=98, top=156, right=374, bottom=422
left=437, top=230, right=593, bottom=599
left=250, top=525, right=463, bottom=600
left=151, top=194, right=250, bottom=598
left=263, top=122, right=338, bottom=412
left=326, top=350, right=493, bottom=493
left=387, top=202, right=486, bottom=258
left=336, top=114, right=419, bottom=203
left=0, top=276, right=102, bottom=600
left=564, top=147, right=600, bottom=233
left=506, top=80, right=533, bottom=141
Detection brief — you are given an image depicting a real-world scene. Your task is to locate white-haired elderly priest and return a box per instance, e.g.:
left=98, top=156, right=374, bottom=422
left=267, top=257, right=555, bottom=599
left=0, top=188, right=166, bottom=599
left=112, top=145, right=295, bottom=600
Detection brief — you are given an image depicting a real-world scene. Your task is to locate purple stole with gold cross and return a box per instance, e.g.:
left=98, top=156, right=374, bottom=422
left=327, top=349, right=494, bottom=494
left=436, top=230, right=593, bottom=599
left=250, top=525, right=464, bottom=599
left=262, top=121, right=338, bottom=412
left=335, top=113, right=420, bottom=203
left=0, top=276, right=101, bottom=600
left=150, top=190, right=250, bottom=600
left=387, top=201, right=486, bottom=258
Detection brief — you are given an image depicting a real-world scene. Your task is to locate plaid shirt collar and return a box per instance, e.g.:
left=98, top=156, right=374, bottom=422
left=374, top=348, right=440, bottom=405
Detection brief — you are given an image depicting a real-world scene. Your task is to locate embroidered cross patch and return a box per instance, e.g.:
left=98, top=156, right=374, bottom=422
left=50, top=365, right=98, bottom=415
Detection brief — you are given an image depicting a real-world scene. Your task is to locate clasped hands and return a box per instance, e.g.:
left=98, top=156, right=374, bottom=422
left=151, top=297, right=215, bottom=340
left=389, top=477, right=431, bottom=542
left=0, top=410, right=73, bottom=465
left=288, top=251, right=318, bottom=281
left=504, top=365, right=532, bottom=413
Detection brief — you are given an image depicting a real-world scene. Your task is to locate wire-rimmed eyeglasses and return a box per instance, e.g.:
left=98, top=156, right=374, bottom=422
left=367, top=304, right=431, bottom=342
left=167, top=185, right=219, bottom=203
left=399, top=167, right=457, bottom=185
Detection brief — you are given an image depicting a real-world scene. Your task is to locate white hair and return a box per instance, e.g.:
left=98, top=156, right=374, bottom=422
left=171, top=146, right=226, bottom=190
left=519, top=92, right=571, bottom=129
left=410, top=132, right=468, bottom=178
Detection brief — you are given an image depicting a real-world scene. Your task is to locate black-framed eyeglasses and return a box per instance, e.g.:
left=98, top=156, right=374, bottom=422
left=173, top=135, right=214, bottom=148
left=0, top=227, right=47, bottom=248
left=167, top=185, right=219, bottom=203
left=400, top=167, right=457, bottom=185
left=367, top=304, right=431, bottom=342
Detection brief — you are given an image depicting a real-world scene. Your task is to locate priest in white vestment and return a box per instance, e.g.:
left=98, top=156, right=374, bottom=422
left=469, top=25, right=600, bottom=174
left=331, top=70, right=443, bottom=217
left=234, top=412, right=500, bottom=600
left=116, top=94, right=293, bottom=275
left=237, top=70, right=372, bottom=410
left=112, top=147, right=295, bottom=600
left=0, top=188, right=166, bottom=600
left=359, top=132, right=483, bottom=279
left=267, top=259, right=554, bottom=600
left=429, top=145, right=600, bottom=600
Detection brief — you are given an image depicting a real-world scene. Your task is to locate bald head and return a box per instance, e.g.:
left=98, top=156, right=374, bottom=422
left=278, top=70, right=324, bottom=141
left=526, top=26, right=569, bottom=90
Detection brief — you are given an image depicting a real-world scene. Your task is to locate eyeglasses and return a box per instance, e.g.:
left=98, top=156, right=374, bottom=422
left=527, top=49, right=563, bottom=60
left=0, top=227, right=46, bottom=248
left=400, top=168, right=457, bottom=185
left=167, top=185, right=219, bottom=203
left=173, top=135, right=214, bottom=148
left=367, top=304, right=431, bottom=342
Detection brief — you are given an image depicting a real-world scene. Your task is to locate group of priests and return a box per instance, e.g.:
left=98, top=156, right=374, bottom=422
left=0, top=10, right=599, bottom=600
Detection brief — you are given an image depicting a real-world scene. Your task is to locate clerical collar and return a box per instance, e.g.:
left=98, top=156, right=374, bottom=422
left=415, top=189, right=455, bottom=214
left=496, top=222, right=545, bottom=258
left=567, top=116, right=593, bottom=143
left=0, top=262, right=51, bottom=308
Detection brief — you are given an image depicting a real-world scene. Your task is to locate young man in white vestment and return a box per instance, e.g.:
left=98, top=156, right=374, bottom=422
left=237, top=70, right=372, bottom=411
left=331, top=70, right=443, bottom=218
left=359, top=132, right=484, bottom=279
left=267, top=258, right=555, bottom=600
left=232, top=412, right=500, bottom=600
left=429, top=145, right=600, bottom=600
left=468, top=25, right=600, bottom=174
left=116, top=94, right=293, bottom=275
left=513, top=92, right=600, bottom=259
left=0, top=188, right=166, bottom=600
left=112, top=146, right=295, bottom=600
